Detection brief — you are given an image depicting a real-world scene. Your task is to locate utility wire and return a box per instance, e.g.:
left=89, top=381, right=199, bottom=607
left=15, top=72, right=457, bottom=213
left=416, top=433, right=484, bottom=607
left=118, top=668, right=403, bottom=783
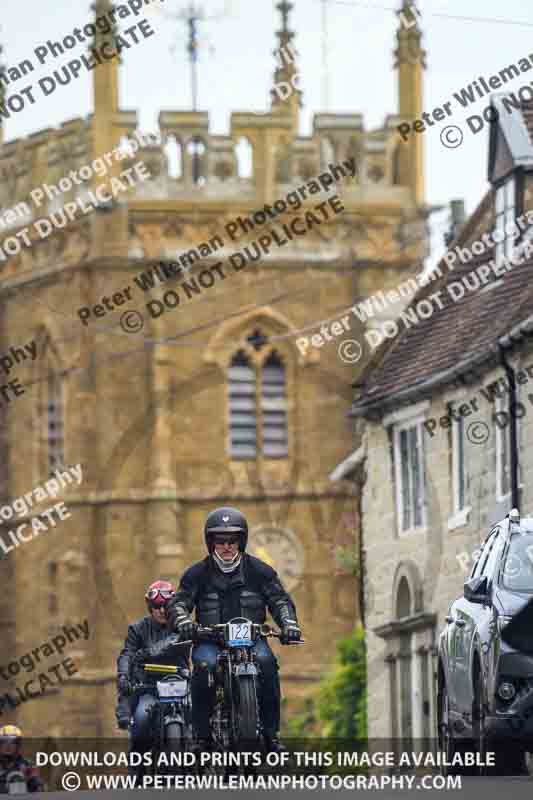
left=326, top=0, right=533, bottom=29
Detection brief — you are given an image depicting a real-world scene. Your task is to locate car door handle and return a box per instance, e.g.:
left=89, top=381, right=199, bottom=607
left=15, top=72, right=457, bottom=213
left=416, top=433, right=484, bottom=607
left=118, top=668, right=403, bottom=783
left=446, top=615, right=465, bottom=627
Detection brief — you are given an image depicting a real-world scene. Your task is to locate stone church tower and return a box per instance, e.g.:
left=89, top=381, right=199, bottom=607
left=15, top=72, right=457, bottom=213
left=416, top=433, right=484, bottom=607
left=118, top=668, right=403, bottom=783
left=0, top=0, right=427, bottom=737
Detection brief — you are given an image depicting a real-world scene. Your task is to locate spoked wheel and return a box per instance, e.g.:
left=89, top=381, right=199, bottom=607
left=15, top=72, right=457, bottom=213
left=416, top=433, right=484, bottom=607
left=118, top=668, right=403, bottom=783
left=162, top=722, right=186, bottom=775
left=223, top=675, right=260, bottom=781
left=234, top=674, right=259, bottom=744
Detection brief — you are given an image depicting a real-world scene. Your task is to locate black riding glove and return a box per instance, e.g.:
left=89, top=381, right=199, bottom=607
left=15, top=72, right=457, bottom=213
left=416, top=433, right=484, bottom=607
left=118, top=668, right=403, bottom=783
left=281, top=622, right=301, bottom=644
left=117, top=673, right=131, bottom=696
left=133, top=648, right=150, bottom=665
left=117, top=716, right=130, bottom=731
left=175, top=614, right=195, bottom=641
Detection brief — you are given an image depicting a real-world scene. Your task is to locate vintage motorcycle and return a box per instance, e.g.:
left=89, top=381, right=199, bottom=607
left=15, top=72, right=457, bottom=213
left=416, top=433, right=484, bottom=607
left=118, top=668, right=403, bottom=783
left=183, top=617, right=304, bottom=754
left=130, top=638, right=194, bottom=775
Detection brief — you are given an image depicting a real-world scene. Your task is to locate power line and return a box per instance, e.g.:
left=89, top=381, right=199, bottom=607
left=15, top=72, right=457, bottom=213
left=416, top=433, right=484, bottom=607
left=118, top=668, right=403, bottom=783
left=325, top=0, right=533, bottom=29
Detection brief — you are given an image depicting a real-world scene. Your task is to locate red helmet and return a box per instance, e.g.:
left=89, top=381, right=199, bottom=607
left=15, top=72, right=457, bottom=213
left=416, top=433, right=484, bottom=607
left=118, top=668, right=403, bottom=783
left=145, top=580, right=176, bottom=611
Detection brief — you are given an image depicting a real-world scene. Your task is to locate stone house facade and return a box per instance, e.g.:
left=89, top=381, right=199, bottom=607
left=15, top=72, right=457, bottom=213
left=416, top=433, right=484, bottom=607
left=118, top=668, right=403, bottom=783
left=340, top=94, right=533, bottom=745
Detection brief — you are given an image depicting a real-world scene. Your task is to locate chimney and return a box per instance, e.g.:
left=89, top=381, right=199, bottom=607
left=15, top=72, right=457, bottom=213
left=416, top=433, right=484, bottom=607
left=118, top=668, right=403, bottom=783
left=444, top=199, right=466, bottom=247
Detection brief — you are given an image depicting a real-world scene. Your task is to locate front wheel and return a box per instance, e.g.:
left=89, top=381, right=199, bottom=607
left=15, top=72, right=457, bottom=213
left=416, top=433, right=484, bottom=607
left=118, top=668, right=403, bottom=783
left=234, top=675, right=259, bottom=743
left=473, top=669, right=489, bottom=776
left=162, top=722, right=185, bottom=774
left=438, top=679, right=456, bottom=776
left=437, top=675, right=474, bottom=776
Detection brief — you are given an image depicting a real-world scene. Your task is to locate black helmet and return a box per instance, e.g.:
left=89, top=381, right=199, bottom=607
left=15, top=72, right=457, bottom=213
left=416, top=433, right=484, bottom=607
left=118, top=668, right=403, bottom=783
left=204, top=507, right=248, bottom=552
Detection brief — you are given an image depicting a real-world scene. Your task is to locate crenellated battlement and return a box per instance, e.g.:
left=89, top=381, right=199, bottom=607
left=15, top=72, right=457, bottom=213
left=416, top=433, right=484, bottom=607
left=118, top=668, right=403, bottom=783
left=0, top=108, right=406, bottom=232
left=0, top=0, right=426, bottom=282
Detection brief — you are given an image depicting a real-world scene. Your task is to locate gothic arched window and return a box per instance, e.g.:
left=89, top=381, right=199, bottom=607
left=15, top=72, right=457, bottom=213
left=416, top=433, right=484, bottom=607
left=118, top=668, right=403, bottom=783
left=235, top=136, right=253, bottom=179
left=228, top=350, right=258, bottom=459
left=261, top=352, right=288, bottom=458
left=227, top=333, right=289, bottom=460
left=38, top=342, right=65, bottom=478
left=164, top=134, right=183, bottom=179
left=46, top=370, right=65, bottom=474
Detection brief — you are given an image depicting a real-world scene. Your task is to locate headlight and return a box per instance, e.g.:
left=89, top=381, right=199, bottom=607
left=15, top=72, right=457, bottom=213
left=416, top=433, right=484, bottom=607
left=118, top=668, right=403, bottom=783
left=498, top=681, right=516, bottom=701
left=497, top=615, right=513, bottom=634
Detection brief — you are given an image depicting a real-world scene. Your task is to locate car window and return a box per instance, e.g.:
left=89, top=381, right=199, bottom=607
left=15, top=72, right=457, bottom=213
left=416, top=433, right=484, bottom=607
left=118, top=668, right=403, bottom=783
left=471, top=532, right=496, bottom=578
left=501, top=534, right=533, bottom=592
left=482, top=534, right=504, bottom=582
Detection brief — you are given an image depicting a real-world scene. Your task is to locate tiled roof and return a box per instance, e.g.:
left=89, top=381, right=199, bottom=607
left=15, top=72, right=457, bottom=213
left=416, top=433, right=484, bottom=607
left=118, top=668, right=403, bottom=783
left=352, top=215, right=533, bottom=417
left=352, top=95, right=533, bottom=418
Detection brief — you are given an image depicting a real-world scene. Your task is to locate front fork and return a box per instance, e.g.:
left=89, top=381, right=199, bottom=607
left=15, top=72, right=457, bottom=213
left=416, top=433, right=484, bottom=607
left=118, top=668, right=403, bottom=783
left=215, top=649, right=260, bottom=743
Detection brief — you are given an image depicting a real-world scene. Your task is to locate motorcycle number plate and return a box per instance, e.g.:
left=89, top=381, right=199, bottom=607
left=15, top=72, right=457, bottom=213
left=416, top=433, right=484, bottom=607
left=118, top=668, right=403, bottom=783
left=228, top=621, right=252, bottom=646
left=157, top=679, right=188, bottom=698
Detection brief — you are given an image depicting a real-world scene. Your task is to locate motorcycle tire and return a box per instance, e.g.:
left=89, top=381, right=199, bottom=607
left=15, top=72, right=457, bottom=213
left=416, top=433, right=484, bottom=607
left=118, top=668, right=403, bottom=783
left=163, top=722, right=185, bottom=774
left=235, top=675, right=259, bottom=743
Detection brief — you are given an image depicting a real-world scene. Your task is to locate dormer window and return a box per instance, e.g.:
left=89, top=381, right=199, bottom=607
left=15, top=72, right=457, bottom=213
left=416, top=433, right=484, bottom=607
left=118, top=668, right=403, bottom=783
left=494, top=177, right=516, bottom=263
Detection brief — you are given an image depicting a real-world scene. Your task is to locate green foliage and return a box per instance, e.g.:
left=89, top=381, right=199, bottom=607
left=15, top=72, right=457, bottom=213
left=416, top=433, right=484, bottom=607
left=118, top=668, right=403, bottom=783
left=316, top=626, right=367, bottom=741
left=283, top=626, right=367, bottom=744
left=283, top=697, right=320, bottom=738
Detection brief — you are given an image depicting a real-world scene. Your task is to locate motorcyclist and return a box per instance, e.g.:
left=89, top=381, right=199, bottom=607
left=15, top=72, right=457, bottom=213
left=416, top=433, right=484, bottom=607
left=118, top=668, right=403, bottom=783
left=0, top=725, right=43, bottom=793
left=166, top=507, right=302, bottom=754
left=115, top=580, right=191, bottom=752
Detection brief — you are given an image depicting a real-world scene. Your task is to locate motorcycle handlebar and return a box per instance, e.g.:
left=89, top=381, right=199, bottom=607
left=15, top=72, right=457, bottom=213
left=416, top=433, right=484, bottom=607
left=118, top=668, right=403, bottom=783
left=177, top=623, right=305, bottom=645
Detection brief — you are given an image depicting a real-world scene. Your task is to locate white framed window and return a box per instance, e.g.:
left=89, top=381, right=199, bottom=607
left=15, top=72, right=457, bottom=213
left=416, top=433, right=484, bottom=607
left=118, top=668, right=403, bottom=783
left=494, top=177, right=516, bottom=263
left=394, top=419, right=426, bottom=535
left=495, top=394, right=511, bottom=501
left=447, top=398, right=472, bottom=530
left=452, top=411, right=467, bottom=514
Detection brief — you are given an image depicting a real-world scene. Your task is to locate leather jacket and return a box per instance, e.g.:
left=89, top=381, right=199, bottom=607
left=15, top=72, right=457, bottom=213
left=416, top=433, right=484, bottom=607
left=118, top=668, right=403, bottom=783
left=167, top=554, right=299, bottom=630
left=117, top=615, right=190, bottom=686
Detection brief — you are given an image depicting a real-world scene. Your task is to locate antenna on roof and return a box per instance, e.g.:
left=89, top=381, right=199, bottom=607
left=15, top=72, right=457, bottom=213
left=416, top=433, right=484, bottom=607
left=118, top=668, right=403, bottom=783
left=157, top=1, right=234, bottom=111
left=321, top=0, right=330, bottom=110
left=156, top=1, right=234, bottom=182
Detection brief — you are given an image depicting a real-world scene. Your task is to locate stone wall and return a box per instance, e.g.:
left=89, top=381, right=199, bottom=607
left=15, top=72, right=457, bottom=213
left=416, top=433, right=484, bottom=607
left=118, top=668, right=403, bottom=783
left=363, top=344, right=533, bottom=740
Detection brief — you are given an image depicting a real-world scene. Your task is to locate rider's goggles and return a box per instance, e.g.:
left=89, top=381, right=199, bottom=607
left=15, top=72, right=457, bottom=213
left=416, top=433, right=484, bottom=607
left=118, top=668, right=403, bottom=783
left=212, top=535, right=240, bottom=546
left=146, top=588, right=174, bottom=601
